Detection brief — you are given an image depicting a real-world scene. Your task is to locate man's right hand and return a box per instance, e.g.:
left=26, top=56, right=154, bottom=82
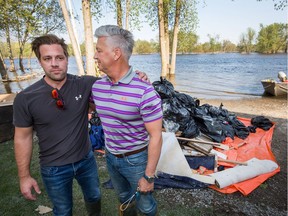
left=20, top=176, right=41, bottom=200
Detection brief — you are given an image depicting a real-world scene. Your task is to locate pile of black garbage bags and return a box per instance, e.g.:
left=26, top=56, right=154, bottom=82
left=152, top=77, right=273, bottom=143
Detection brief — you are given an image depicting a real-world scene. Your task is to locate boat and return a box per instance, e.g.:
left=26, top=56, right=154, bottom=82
left=261, top=71, right=288, bottom=96
left=261, top=80, right=288, bottom=96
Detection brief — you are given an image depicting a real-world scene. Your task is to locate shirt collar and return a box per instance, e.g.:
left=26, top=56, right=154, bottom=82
left=105, top=66, right=135, bottom=84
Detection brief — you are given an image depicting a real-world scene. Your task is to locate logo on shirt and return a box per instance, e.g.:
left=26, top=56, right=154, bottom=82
left=120, top=96, right=127, bottom=101
left=75, top=94, right=82, bottom=101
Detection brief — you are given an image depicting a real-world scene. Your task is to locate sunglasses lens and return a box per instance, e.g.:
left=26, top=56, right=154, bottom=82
left=52, top=89, right=64, bottom=109
left=56, top=100, right=64, bottom=108
left=52, top=89, right=58, bottom=99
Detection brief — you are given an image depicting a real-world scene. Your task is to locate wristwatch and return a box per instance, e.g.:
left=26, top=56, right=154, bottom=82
left=143, top=174, right=155, bottom=183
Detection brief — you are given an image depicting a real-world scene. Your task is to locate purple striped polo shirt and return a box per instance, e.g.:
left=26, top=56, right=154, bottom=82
left=91, top=67, right=163, bottom=154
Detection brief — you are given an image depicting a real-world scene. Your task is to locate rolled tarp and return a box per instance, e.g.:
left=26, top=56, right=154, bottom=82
left=156, top=132, right=215, bottom=184
left=209, top=157, right=278, bottom=189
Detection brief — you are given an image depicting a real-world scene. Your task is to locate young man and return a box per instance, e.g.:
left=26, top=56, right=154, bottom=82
left=92, top=25, right=163, bottom=216
left=13, top=34, right=148, bottom=216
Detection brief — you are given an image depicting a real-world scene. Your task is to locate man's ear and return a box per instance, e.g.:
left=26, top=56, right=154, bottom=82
left=113, top=47, right=121, bottom=60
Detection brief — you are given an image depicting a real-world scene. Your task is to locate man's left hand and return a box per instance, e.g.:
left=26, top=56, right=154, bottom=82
left=136, top=70, right=150, bottom=83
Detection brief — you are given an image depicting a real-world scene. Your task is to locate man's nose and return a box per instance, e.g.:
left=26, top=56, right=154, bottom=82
left=51, top=58, right=59, bottom=66
left=94, top=52, right=98, bottom=60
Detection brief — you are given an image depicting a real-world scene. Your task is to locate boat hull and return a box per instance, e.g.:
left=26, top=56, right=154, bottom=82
left=261, top=80, right=288, bottom=96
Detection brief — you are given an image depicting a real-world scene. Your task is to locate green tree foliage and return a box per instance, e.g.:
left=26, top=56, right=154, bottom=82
left=201, top=42, right=210, bottom=53
left=0, top=0, right=18, bottom=72
left=256, top=0, right=287, bottom=10
left=0, top=0, right=65, bottom=73
left=256, top=23, right=287, bottom=54
left=222, top=40, right=237, bottom=52
left=92, top=0, right=148, bottom=30
left=134, top=39, right=157, bottom=54
left=176, top=31, right=198, bottom=53
left=238, top=27, right=256, bottom=54
left=207, top=34, right=222, bottom=53
left=143, top=0, right=198, bottom=76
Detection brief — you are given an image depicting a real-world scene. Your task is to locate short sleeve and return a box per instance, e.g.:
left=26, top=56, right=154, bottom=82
left=140, top=86, right=163, bottom=123
left=13, top=93, right=33, bottom=127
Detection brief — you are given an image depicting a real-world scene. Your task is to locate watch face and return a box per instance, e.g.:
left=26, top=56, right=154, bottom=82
left=147, top=177, right=154, bottom=183
left=144, top=174, right=155, bottom=183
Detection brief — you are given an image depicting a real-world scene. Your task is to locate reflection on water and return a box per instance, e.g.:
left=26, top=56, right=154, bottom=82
left=1, top=53, right=287, bottom=99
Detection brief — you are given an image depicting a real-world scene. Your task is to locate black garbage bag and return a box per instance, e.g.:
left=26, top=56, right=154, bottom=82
left=180, top=117, right=200, bottom=138
left=193, top=107, right=226, bottom=142
left=162, top=99, right=178, bottom=118
left=250, top=116, right=273, bottom=131
left=174, top=92, right=199, bottom=113
left=162, top=98, right=191, bottom=132
left=228, top=115, right=249, bottom=139
left=162, top=99, right=184, bottom=120
left=152, top=77, right=175, bottom=99
left=200, top=103, right=229, bottom=120
left=220, top=120, right=235, bottom=139
left=163, top=119, right=180, bottom=133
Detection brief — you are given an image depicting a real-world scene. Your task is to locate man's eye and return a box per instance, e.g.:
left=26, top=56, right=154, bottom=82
left=57, top=56, right=65, bottom=60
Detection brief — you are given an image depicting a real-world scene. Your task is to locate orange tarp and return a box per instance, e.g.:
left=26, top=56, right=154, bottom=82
left=209, top=117, right=280, bottom=195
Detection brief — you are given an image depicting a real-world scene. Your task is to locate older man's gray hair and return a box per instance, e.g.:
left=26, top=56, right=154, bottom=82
left=94, top=25, right=134, bottom=60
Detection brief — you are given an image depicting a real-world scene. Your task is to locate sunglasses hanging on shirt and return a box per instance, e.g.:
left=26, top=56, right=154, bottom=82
left=51, top=89, right=65, bottom=109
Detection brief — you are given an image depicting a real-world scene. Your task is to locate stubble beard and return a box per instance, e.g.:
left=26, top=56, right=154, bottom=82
left=46, top=70, right=67, bottom=82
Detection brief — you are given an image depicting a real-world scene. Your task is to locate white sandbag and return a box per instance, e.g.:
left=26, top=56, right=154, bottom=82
left=156, top=132, right=215, bottom=184
left=209, top=158, right=278, bottom=188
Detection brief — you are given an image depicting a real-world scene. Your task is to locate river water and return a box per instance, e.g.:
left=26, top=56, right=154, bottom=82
left=1, top=53, right=287, bottom=99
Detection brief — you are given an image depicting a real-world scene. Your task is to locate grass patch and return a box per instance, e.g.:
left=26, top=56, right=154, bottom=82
left=0, top=139, right=211, bottom=215
left=0, top=140, right=118, bottom=216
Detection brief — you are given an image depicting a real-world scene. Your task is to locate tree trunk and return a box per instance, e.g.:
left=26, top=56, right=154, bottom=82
left=0, top=52, right=8, bottom=80
left=116, top=0, right=123, bottom=28
left=170, top=0, right=182, bottom=75
left=18, top=28, right=30, bottom=73
left=28, top=52, right=32, bottom=70
left=68, top=0, right=81, bottom=53
left=82, top=0, right=96, bottom=76
left=5, top=27, right=16, bottom=72
left=59, top=0, right=85, bottom=76
left=158, top=0, right=168, bottom=77
left=19, top=50, right=25, bottom=73
left=125, top=0, right=130, bottom=30
left=163, top=1, right=170, bottom=75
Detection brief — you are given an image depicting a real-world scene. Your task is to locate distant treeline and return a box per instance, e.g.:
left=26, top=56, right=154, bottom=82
left=1, top=22, right=287, bottom=58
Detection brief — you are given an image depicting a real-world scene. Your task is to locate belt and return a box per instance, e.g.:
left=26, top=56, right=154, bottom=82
left=113, top=146, right=147, bottom=158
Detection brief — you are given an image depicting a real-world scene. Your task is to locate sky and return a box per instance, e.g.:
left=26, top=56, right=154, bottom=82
left=69, top=0, right=287, bottom=45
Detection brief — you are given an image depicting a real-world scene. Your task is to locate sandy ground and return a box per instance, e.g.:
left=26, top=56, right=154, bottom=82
left=156, top=95, right=287, bottom=215
left=201, top=96, right=287, bottom=119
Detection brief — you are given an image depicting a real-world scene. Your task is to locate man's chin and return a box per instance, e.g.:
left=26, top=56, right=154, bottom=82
left=47, top=74, right=67, bottom=82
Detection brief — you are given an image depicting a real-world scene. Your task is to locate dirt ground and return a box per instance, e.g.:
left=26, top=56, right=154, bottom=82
left=3, top=93, right=287, bottom=215
left=155, top=96, right=287, bottom=215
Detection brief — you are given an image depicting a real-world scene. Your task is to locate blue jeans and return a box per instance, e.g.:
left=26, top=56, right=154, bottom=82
left=106, top=149, right=157, bottom=216
left=40, top=150, right=101, bottom=216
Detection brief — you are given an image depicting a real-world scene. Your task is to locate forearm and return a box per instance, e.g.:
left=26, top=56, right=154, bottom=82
left=14, top=127, right=33, bottom=179
left=144, top=118, right=163, bottom=176
left=145, top=134, right=162, bottom=176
